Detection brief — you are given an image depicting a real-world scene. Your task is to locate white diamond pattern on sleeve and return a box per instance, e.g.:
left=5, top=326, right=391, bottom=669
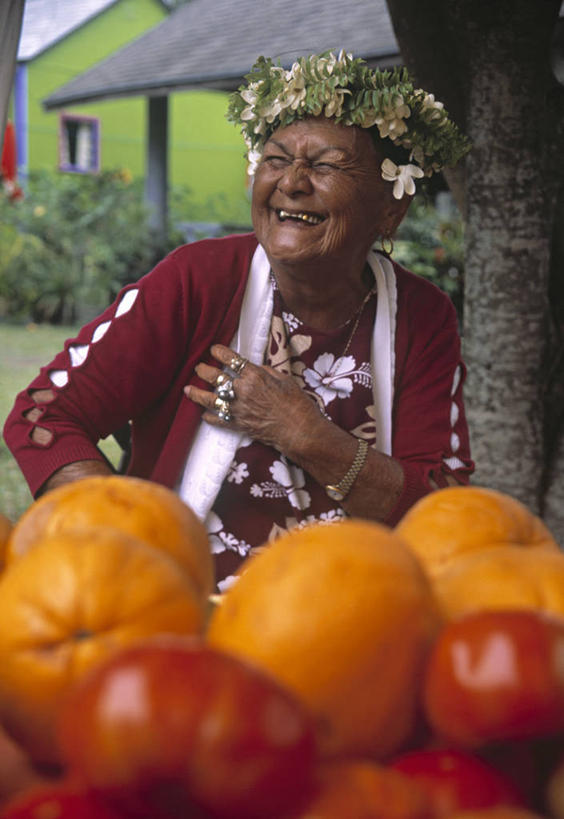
left=49, top=370, right=69, bottom=387
left=47, top=288, right=141, bottom=390
left=69, top=344, right=89, bottom=367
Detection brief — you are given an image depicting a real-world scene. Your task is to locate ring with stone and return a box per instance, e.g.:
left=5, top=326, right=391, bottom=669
left=213, top=396, right=232, bottom=422
left=229, top=354, right=248, bottom=375
left=214, top=371, right=231, bottom=388
left=215, top=377, right=235, bottom=401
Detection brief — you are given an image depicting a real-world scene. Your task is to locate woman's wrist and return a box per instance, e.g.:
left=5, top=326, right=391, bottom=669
left=39, top=459, right=113, bottom=496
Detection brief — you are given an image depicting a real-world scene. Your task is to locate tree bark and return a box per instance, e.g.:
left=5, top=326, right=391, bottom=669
left=386, top=0, right=564, bottom=541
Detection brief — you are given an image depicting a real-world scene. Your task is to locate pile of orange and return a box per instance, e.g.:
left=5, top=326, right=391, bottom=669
left=0, top=476, right=563, bottom=816
left=0, top=476, right=213, bottom=765
left=395, top=486, right=563, bottom=621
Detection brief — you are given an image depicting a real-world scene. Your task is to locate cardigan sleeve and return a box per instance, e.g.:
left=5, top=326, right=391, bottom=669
left=2, top=249, right=194, bottom=498
left=384, top=269, right=474, bottom=525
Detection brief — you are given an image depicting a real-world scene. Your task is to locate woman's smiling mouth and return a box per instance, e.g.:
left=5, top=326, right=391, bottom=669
left=276, top=208, right=325, bottom=225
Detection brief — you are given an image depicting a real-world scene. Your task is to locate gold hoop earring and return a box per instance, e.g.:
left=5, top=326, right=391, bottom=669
left=380, top=235, right=394, bottom=256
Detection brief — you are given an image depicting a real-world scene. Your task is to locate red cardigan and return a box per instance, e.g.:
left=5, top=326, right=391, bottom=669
left=3, top=233, right=473, bottom=524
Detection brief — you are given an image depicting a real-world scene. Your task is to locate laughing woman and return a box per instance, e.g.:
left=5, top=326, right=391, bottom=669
left=4, top=51, right=473, bottom=590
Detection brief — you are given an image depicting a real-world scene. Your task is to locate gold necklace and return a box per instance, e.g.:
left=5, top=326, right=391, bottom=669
left=271, top=271, right=375, bottom=359
left=341, top=284, right=376, bottom=357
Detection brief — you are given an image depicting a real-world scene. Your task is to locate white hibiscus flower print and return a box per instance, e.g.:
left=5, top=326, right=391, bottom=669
left=227, top=461, right=249, bottom=484
left=204, top=511, right=251, bottom=557
left=205, top=511, right=226, bottom=554
left=303, top=353, right=357, bottom=405
left=270, top=457, right=311, bottom=510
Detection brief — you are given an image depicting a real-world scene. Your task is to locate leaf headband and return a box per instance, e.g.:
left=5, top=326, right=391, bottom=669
left=227, top=51, right=471, bottom=199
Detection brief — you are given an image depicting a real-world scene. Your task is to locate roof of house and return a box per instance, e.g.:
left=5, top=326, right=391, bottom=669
left=43, top=0, right=400, bottom=109
left=17, top=0, right=168, bottom=62
left=18, top=0, right=119, bottom=61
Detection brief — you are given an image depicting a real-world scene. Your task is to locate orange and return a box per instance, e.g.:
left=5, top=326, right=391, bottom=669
left=0, top=512, right=13, bottom=573
left=207, top=519, right=440, bottom=760
left=293, top=760, right=432, bottom=818
left=432, top=545, right=564, bottom=622
left=6, top=476, right=213, bottom=603
left=0, top=526, right=206, bottom=765
left=395, top=486, right=557, bottom=580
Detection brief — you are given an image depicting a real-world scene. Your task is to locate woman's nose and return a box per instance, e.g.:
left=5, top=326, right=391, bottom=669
left=277, top=160, right=313, bottom=196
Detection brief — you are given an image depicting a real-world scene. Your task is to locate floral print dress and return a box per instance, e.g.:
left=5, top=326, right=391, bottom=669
left=208, top=277, right=378, bottom=590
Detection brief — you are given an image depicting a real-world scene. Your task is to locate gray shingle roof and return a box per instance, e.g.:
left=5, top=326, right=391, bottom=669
left=43, top=0, right=400, bottom=109
left=18, top=0, right=121, bottom=61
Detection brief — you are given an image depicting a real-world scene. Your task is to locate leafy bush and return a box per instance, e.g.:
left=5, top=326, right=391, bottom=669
left=0, top=169, right=462, bottom=325
left=0, top=170, right=182, bottom=323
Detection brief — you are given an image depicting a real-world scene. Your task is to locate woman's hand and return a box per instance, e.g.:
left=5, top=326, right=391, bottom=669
left=184, top=344, right=324, bottom=456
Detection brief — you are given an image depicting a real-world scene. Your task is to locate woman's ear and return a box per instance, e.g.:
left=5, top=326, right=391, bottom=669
left=381, top=192, right=412, bottom=238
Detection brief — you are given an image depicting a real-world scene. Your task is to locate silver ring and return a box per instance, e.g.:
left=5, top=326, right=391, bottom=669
left=229, top=354, right=248, bottom=375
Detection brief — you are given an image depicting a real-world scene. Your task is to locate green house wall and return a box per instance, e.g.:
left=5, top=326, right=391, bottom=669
left=22, top=0, right=251, bottom=225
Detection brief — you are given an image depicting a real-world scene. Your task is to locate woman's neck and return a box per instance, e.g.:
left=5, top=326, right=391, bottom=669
left=270, top=260, right=374, bottom=331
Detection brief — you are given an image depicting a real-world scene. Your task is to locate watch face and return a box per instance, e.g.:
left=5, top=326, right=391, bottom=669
left=326, top=485, right=345, bottom=502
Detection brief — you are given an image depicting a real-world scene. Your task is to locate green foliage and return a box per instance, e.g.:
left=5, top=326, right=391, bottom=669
left=0, top=170, right=178, bottom=323
left=394, top=195, right=465, bottom=322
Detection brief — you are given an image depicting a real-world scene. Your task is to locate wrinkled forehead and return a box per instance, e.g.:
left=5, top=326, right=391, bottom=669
left=265, top=116, right=383, bottom=165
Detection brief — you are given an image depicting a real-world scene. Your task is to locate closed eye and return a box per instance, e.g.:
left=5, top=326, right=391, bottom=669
left=262, top=154, right=291, bottom=169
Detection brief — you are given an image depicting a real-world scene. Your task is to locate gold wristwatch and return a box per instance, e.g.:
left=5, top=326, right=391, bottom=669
left=325, top=439, right=369, bottom=502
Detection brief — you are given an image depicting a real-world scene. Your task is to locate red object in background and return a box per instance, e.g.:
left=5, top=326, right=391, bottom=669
left=57, top=640, right=317, bottom=819
left=1, top=121, right=23, bottom=200
left=423, top=609, right=564, bottom=748
left=0, top=779, right=125, bottom=818
left=389, top=748, right=527, bottom=816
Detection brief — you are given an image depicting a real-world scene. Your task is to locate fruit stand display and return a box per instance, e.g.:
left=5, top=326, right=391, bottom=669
left=0, top=478, right=562, bottom=818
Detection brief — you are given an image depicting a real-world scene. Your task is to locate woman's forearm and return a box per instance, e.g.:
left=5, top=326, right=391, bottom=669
left=282, top=414, right=404, bottom=522
left=38, top=459, right=114, bottom=496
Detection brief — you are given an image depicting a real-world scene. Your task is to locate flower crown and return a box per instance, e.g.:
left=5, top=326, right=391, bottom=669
left=227, top=51, right=471, bottom=199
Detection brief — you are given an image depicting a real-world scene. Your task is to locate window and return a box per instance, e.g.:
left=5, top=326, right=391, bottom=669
left=59, top=114, right=100, bottom=173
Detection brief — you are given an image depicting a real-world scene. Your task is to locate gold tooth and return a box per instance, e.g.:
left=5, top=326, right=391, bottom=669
left=279, top=209, right=321, bottom=224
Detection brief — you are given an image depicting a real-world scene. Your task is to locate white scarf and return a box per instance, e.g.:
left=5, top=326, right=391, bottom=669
left=178, top=243, right=397, bottom=520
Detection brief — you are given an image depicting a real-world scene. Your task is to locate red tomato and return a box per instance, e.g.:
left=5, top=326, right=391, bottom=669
left=56, top=637, right=317, bottom=819
left=423, top=609, right=564, bottom=747
left=0, top=779, right=124, bottom=818
left=389, top=748, right=526, bottom=816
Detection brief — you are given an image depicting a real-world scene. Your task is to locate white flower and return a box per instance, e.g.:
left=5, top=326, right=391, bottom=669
left=260, top=97, right=284, bottom=123
left=303, top=353, right=355, bottom=405
left=418, top=90, right=445, bottom=120
left=270, top=458, right=311, bottom=511
left=227, top=461, right=249, bottom=485
left=247, top=147, right=262, bottom=176
left=323, top=88, right=350, bottom=118
left=374, top=97, right=411, bottom=140
left=381, top=158, right=425, bottom=199
left=205, top=511, right=226, bottom=554
left=250, top=483, right=264, bottom=498
left=284, top=64, right=307, bottom=110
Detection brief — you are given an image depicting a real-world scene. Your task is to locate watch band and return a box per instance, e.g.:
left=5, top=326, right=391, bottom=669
left=325, top=438, right=369, bottom=502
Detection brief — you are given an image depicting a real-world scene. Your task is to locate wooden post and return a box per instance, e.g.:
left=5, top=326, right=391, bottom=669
left=145, top=95, right=168, bottom=244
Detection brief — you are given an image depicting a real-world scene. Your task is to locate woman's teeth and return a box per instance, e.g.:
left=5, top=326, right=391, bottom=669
left=278, top=209, right=323, bottom=225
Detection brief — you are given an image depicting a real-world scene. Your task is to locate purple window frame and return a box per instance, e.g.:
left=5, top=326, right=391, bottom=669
left=58, top=113, right=101, bottom=174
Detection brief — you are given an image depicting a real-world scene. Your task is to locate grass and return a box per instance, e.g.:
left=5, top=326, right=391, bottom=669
left=0, top=322, right=120, bottom=523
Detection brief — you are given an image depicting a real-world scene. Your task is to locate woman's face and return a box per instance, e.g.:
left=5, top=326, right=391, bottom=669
left=251, top=117, right=407, bottom=270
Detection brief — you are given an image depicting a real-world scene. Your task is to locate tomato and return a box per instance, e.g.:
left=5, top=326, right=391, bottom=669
left=291, top=759, right=432, bottom=818
left=423, top=609, right=564, bottom=747
left=56, top=637, right=317, bottom=819
left=0, top=779, right=124, bottom=818
left=389, top=748, right=526, bottom=816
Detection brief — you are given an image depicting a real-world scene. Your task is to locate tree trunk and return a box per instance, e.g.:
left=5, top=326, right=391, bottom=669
left=386, top=0, right=564, bottom=542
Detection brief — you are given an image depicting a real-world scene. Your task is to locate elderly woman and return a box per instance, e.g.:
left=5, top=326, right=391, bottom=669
left=4, top=52, right=473, bottom=589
